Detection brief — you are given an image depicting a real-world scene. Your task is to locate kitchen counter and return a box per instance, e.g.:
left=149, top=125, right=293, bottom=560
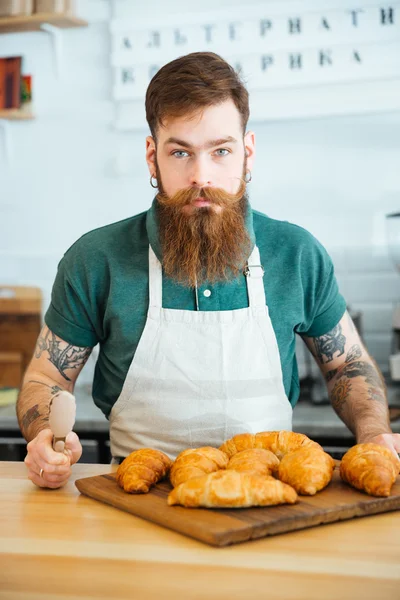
left=0, top=461, right=399, bottom=599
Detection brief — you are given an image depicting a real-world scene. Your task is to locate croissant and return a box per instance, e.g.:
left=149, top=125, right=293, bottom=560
left=116, top=448, right=172, bottom=493
left=170, top=446, right=229, bottom=488
left=227, top=448, right=280, bottom=477
left=167, top=469, right=298, bottom=508
left=340, top=443, right=400, bottom=497
left=278, top=447, right=335, bottom=495
left=220, top=431, right=322, bottom=460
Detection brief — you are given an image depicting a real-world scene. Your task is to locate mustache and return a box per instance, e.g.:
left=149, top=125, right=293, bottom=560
left=157, top=177, right=247, bottom=209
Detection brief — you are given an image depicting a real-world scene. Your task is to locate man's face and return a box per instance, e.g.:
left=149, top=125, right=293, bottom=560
left=146, top=99, right=255, bottom=209
left=145, top=99, right=256, bottom=287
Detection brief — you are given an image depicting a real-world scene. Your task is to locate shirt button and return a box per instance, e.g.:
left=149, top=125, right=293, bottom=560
left=203, top=289, right=211, bottom=298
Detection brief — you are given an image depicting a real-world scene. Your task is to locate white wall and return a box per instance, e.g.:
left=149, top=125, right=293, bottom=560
left=1, top=0, right=399, bottom=384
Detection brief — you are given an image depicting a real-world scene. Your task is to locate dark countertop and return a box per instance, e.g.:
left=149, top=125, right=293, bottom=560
left=1, top=381, right=400, bottom=439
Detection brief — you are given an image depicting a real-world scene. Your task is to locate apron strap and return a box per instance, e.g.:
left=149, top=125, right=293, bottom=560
left=149, top=245, right=162, bottom=308
left=245, top=245, right=266, bottom=308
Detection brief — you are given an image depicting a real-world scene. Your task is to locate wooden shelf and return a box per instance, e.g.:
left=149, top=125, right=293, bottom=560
left=0, top=13, right=88, bottom=33
left=0, top=108, right=34, bottom=120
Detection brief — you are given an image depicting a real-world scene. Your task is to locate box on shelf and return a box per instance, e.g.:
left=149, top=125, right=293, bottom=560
left=0, top=286, right=42, bottom=388
left=0, top=1, right=33, bottom=17
left=0, top=57, right=22, bottom=110
left=0, top=352, right=23, bottom=388
left=34, top=0, right=74, bottom=14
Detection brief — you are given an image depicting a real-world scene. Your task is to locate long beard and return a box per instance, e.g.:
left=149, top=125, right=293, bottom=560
left=156, top=177, right=251, bottom=288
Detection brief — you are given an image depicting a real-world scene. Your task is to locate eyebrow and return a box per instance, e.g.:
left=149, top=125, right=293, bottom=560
left=163, top=136, right=238, bottom=149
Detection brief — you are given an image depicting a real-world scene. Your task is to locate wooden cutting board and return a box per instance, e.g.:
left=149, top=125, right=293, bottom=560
left=75, top=465, right=400, bottom=547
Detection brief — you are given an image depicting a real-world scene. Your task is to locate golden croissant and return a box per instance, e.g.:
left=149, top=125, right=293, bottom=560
left=116, top=448, right=172, bottom=493
left=340, top=443, right=400, bottom=497
left=278, top=447, right=335, bottom=495
left=220, top=431, right=322, bottom=460
left=170, top=446, right=229, bottom=488
left=227, top=448, right=280, bottom=477
left=167, top=469, right=298, bottom=508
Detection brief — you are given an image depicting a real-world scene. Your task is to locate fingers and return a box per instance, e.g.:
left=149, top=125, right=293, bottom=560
left=24, top=428, right=81, bottom=489
left=391, top=433, right=400, bottom=453
left=368, top=433, right=400, bottom=460
left=64, top=431, right=83, bottom=466
left=25, top=454, right=71, bottom=489
left=27, top=462, right=72, bottom=489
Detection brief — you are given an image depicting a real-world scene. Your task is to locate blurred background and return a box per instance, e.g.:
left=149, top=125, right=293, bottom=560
left=1, top=0, right=400, bottom=461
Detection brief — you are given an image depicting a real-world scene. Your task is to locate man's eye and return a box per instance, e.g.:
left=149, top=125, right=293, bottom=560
left=215, top=149, right=229, bottom=156
left=172, top=151, right=189, bottom=158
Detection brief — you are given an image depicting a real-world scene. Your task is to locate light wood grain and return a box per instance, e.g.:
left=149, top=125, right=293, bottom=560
left=1, top=461, right=399, bottom=600
left=0, top=286, right=42, bottom=315
left=0, top=13, right=87, bottom=33
left=0, top=286, right=42, bottom=385
left=0, top=109, right=34, bottom=120
left=0, top=352, right=22, bottom=387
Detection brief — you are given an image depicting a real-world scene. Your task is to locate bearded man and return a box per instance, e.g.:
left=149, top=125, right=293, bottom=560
left=17, top=52, right=399, bottom=488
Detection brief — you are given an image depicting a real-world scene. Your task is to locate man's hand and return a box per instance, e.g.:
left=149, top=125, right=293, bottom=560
left=24, top=429, right=82, bottom=489
left=363, top=432, right=400, bottom=459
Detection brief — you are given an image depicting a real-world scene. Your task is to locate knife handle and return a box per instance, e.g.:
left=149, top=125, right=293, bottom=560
left=53, top=438, right=65, bottom=453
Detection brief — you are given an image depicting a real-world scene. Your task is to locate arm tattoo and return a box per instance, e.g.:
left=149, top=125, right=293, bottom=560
left=21, top=404, right=41, bottom=431
left=19, top=381, right=64, bottom=439
left=345, top=344, right=362, bottom=363
left=331, top=379, right=352, bottom=414
left=34, top=330, right=91, bottom=381
left=35, top=328, right=50, bottom=359
left=330, top=360, right=386, bottom=418
left=326, top=369, right=338, bottom=382
left=20, top=401, right=51, bottom=439
left=338, top=361, right=382, bottom=388
left=367, top=387, right=386, bottom=404
left=313, top=324, right=346, bottom=364
left=29, top=380, right=63, bottom=396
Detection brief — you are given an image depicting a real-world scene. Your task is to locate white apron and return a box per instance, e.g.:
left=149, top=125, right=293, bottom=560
left=109, top=244, right=292, bottom=461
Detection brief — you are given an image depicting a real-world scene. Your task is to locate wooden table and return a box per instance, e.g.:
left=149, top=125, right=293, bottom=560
left=1, top=462, right=399, bottom=600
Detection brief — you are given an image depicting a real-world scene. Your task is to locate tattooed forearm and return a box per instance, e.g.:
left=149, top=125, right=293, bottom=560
left=345, top=344, right=362, bottom=363
left=313, top=324, right=346, bottom=364
left=20, top=381, right=64, bottom=432
left=21, top=404, right=41, bottom=431
left=330, top=378, right=353, bottom=415
left=34, top=329, right=91, bottom=381
left=367, top=387, right=386, bottom=403
left=323, top=347, right=363, bottom=384
left=325, top=369, right=338, bottom=382
left=18, top=395, right=50, bottom=441
left=337, top=360, right=383, bottom=389
left=29, top=380, right=63, bottom=395
left=17, top=326, right=90, bottom=440
left=328, top=358, right=390, bottom=441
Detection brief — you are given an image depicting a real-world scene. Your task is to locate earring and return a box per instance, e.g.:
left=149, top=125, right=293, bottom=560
left=150, top=175, right=158, bottom=189
left=245, top=170, right=252, bottom=183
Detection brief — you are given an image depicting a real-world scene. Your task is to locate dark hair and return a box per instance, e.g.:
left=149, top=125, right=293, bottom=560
left=145, top=52, right=249, bottom=141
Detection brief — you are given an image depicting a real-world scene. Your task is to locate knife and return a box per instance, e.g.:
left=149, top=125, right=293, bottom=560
left=48, top=390, right=76, bottom=453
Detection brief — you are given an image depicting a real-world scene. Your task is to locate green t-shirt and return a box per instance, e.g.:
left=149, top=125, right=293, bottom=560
left=45, top=199, right=346, bottom=418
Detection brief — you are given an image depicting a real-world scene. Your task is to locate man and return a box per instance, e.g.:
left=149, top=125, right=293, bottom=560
left=17, top=52, right=399, bottom=489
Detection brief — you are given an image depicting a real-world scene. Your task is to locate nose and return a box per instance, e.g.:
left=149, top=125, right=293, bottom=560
left=189, top=156, right=213, bottom=189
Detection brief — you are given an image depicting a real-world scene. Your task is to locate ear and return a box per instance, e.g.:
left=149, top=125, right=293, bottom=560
left=146, top=136, right=157, bottom=176
left=244, top=131, right=255, bottom=171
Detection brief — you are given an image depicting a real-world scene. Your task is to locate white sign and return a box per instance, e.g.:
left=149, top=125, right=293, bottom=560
left=110, top=3, right=400, bottom=128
